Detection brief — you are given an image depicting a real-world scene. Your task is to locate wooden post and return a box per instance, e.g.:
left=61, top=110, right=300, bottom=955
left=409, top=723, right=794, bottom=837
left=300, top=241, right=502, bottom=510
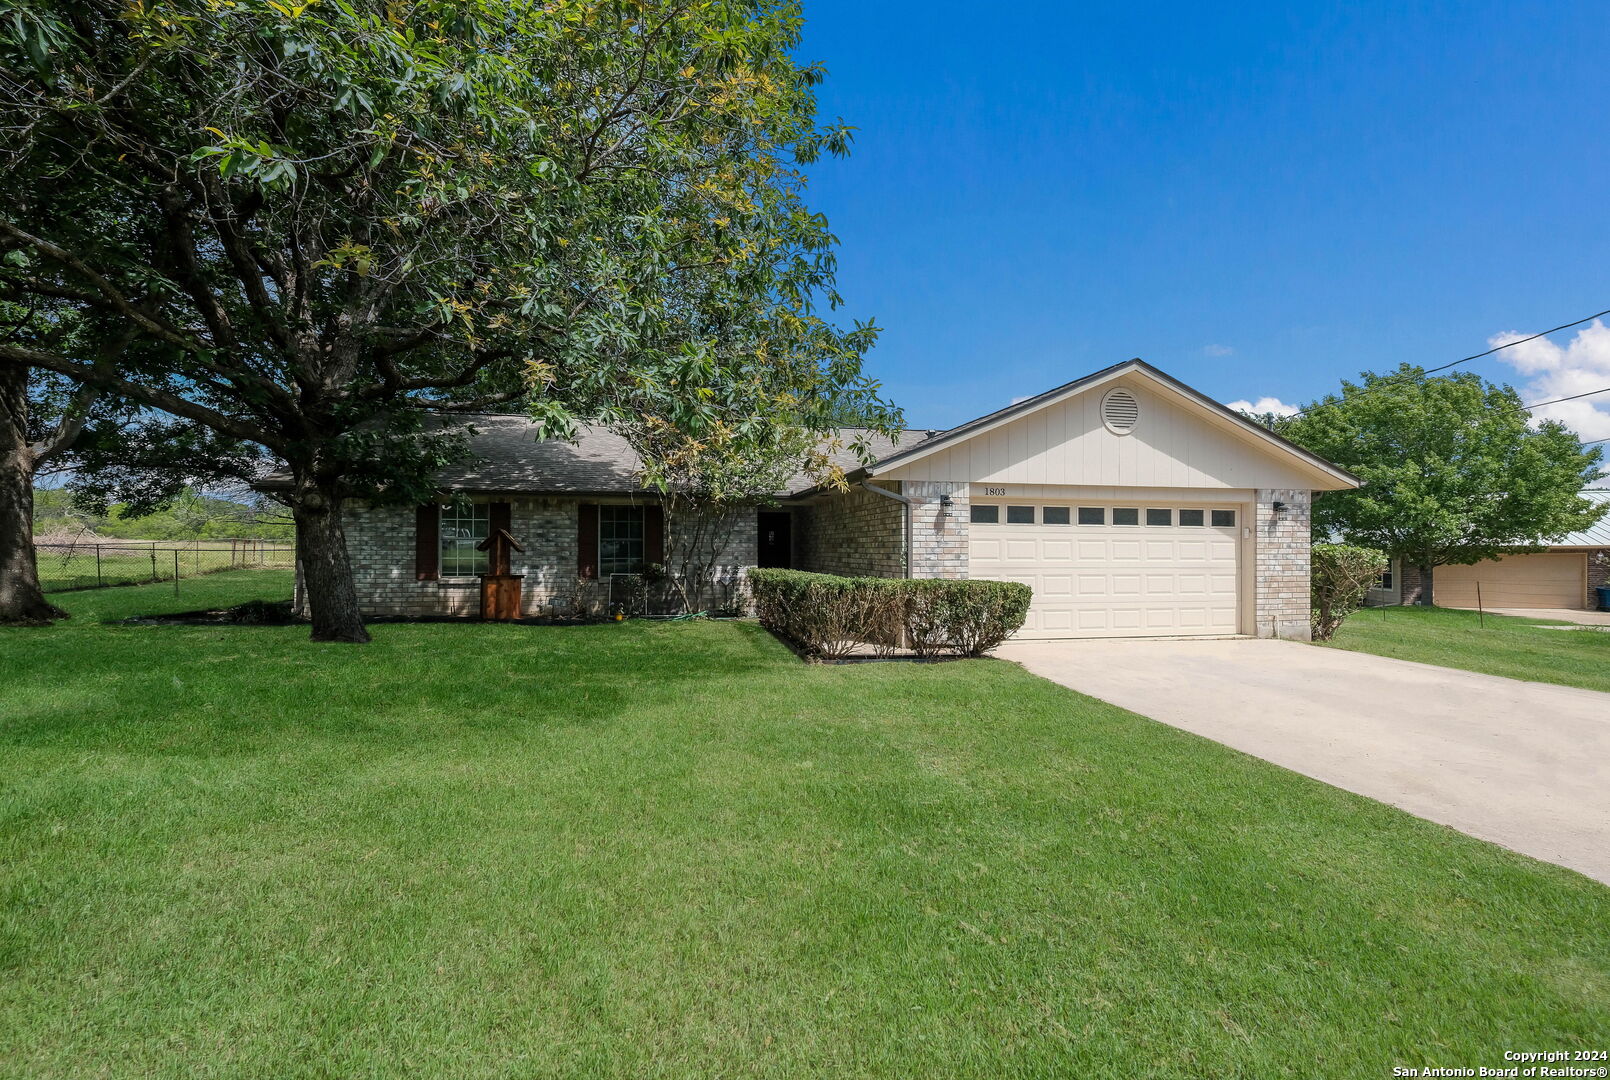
left=174, top=550, right=180, bottom=596
left=476, top=528, right=526, bottom=621
left=1476, top=581, right=1484, bottom=628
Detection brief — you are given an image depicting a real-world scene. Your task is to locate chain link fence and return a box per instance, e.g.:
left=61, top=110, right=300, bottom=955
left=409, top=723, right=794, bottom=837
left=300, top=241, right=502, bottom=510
left=35, top=539, right=295, bottom=593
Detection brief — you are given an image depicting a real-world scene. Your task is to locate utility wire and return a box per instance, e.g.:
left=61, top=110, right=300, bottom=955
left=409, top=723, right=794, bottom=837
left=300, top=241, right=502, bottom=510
left=1522, top=384, right=1610, bottom=410
left=1285, top=305, right=1610, bottom=421
left=1422, top=307, right=1610, bottom=375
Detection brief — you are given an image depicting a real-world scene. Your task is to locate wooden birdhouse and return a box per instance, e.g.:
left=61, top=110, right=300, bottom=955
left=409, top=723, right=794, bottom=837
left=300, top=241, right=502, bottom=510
left=476, top=527, right=525, bottom=620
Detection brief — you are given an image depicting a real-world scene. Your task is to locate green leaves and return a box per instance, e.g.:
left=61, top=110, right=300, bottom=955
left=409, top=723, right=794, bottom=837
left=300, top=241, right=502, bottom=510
left=1282, top=366, right=1606, bottom=570
left=1, top=0, right=895, bottom=556
left=191, top=132, right=301, bottom=187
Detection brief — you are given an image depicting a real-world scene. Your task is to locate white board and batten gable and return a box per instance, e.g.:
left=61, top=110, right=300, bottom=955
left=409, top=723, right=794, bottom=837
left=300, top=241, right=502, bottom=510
left=869, top=361, right=1355, bottom=492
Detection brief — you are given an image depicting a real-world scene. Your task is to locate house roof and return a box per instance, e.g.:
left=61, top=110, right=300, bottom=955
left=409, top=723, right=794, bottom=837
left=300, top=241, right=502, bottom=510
left=257, top=359, right=1362, bottom=497
left=1549, top=489, right=1610, bottom=548
left=254, top=414, right=930, bottom=497
left=860, top=358, right=1362, bottom=488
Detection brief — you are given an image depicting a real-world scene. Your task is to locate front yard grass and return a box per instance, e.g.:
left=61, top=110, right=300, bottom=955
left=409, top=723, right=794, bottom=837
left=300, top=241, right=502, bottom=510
left=3, top=572, right=1608, bottom=1078
left=1327, top=603, right=1610, bottom=693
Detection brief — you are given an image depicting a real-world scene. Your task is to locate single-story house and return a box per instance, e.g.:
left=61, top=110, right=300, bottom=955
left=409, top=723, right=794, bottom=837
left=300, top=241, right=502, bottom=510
left=1365, top=488, right=1610, bottom=611
left=306, top=359, right=1361, bottom=640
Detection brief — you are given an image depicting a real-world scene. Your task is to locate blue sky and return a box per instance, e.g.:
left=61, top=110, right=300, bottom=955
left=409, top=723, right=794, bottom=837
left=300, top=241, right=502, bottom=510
left=799, top=1, right=1610, bottom=440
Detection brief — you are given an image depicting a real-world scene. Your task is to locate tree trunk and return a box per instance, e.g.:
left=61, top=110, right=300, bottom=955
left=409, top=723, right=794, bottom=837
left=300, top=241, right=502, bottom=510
left=288, top=475, right=370, bottom=643
left=1417, top=564, right=1435, bottom=607
left=0, top=366, right=67, bottom=624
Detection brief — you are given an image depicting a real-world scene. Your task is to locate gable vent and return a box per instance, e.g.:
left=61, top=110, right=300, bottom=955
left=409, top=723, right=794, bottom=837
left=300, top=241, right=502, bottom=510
left=1102, top=388, right=1139, bottom=434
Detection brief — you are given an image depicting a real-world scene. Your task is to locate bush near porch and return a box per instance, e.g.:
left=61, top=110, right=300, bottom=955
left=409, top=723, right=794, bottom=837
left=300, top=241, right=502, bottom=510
left=748, top=568, right=1031, bottom=659
left=2, top=572, right=1607, bottom=1078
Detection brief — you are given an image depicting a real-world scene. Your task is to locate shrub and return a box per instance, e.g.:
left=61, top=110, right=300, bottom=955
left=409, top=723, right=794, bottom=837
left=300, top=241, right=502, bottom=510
left=749, top=569, right=1031, bottom=660
left=906, top=579, right=1034, bottom=658
left=1311, top=543, right=1388, bottom=641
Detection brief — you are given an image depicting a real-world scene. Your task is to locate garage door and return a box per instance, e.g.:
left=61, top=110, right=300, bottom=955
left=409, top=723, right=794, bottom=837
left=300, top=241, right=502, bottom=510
left=1435, top=553, right=1586, bottom=609
left=968, top=501, right=1242, bottom=639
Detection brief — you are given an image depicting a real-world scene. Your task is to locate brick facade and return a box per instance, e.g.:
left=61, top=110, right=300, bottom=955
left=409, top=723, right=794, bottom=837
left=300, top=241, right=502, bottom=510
left=794, top=485, right=905, bottom=578
left=905, top=481, right=970, bottom=579
left=1254, top=488, right=1312, bottom=641
left=333, top=497, right=757, bottom=618
left=793, top=480, right=969, bottom=580
left=331, top=480, right=1342, bottom=636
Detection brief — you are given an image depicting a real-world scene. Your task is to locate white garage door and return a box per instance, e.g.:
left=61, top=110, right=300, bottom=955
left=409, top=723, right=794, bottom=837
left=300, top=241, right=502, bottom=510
left=968, top=501, right=1242, bottom=639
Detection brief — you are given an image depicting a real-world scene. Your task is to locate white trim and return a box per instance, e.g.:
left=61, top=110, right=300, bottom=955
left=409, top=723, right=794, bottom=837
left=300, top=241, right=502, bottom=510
left=866, top=361, right=1359, bottom=488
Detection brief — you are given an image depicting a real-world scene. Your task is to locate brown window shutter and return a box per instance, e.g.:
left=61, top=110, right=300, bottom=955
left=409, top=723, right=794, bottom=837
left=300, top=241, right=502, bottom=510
left=644, top=504, right=665, bottom=567
left=414, top=503, right=439, bottom=580
left=577, top=503, right=598, bottom=579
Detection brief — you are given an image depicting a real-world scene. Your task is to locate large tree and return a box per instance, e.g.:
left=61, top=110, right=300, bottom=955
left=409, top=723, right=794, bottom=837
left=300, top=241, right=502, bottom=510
left=0, top=0, right=894, bottom=641
left=0, top=363, right=96, bottom=622
left=0, top=354, right=265, bottom=623
left=1280, top=365, right=1605, bottom=605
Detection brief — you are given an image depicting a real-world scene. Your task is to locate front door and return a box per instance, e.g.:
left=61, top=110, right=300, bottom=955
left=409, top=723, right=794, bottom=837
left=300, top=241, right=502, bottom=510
left=757, top=512, right=792, bottom=568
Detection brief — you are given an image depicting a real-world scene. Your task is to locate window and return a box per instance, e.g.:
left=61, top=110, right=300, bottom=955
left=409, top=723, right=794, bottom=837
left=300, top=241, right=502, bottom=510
left=971, top=504, right=1000, bottom=524
left=1042, top=506, right=1071, bottom=525
left=1179, top=508, right=1205, bottom=527
left=1006, top=505, right=1035, bottom=524
left=1113, top=507, right=1139, bottom=526
left=1146, top=508, right=1172, bottom=526
left=1077, top=506, right=1105, bottom=525
left=1376, top=568, right=1393, bottom=590
left=599, top=505, right=646, bottom=576
left=440, top=503, right=489, bottom=577
left=1211, top=509, right=1236, bottom=527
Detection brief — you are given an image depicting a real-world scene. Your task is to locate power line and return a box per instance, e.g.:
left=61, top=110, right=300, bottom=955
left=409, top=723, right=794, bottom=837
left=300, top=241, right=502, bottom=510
left=1423, top=307, right=1610, bottom=375
left=1286, top=304, right=1610, bottom=421
left=1522, top=384, right=1610, bottom=410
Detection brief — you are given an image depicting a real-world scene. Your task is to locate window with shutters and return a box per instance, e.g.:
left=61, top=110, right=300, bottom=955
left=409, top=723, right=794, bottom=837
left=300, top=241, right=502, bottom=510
left=440, top=503, right=489, bottom=576
left=599, top=505, right=646, bottom=576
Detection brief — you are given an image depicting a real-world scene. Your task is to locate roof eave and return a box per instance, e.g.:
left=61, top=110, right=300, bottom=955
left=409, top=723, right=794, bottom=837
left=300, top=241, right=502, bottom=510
left=863, top=358, right=1361, bottom=489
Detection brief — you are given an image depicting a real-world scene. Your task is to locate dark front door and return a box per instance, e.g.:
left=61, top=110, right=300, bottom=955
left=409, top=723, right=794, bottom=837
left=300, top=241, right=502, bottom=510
left=757, top=512, right=792, bottom=568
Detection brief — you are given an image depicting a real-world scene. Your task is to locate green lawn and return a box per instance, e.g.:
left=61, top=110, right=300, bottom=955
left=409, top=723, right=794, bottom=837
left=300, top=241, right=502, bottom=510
left=3, top=572, right=1608, bottom=1078
left=1326, top=603, right=1610, bottom=693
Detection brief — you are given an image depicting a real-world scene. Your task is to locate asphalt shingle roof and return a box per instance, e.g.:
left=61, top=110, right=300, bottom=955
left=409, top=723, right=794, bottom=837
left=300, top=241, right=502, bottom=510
left=415, top=414, right=930, bottom=497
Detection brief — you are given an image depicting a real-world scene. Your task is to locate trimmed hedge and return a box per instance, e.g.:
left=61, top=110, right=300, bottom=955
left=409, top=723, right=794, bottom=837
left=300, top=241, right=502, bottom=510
left=749, top=569, right=1031, bottom=660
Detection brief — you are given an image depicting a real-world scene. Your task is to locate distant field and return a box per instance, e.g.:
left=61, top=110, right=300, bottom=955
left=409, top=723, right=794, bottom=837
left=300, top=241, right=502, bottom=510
left=33, top=539, right=294, bottom=593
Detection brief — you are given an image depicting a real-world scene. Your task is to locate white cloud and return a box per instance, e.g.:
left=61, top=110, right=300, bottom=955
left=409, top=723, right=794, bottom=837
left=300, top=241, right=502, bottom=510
left=1010, top=395, right=1032, bottom=404
left=1203, top=344, right=1234, bottom=357
left=1224, top=396, right=1300, bottom=418
left=1489, top=320, right=1610, bottom=442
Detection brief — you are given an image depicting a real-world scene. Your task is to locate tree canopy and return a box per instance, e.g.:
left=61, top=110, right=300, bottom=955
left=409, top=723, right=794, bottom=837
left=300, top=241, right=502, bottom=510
left=1278, top=366, right=1604, bottom=603
left=0, top=0, right=897, bottom=639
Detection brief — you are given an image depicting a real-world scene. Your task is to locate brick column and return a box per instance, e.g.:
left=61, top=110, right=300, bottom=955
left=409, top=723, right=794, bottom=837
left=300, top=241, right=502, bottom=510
left=905, top=481, right=970, bottom=579
left=1254, top=488, right=1311, bottom=640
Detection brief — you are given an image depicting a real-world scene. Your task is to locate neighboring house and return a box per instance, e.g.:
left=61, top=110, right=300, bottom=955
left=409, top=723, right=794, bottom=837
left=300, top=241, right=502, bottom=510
left=283, top=359, right=1360, bottom=640
left=1365, top=488, right=1610, bottom=611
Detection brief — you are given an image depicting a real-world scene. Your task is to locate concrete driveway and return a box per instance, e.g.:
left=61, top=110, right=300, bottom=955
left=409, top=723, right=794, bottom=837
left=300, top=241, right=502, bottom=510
left=994, top=638, right=1610, bottom=884
left=1453, top=606, right=1610, bottom=627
